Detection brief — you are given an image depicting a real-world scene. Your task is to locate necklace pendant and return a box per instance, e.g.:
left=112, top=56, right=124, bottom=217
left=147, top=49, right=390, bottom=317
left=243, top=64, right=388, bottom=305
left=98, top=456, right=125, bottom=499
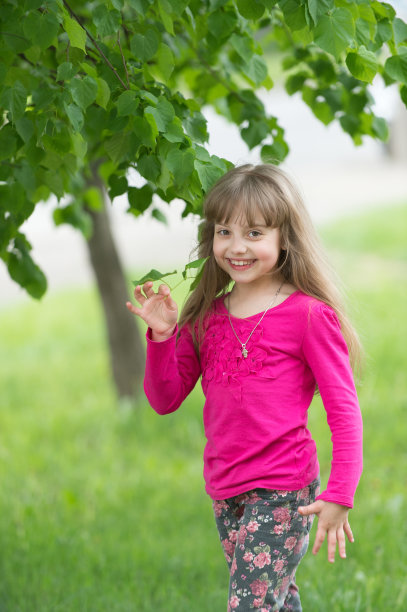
left=242, top=346, right=248, bottom=358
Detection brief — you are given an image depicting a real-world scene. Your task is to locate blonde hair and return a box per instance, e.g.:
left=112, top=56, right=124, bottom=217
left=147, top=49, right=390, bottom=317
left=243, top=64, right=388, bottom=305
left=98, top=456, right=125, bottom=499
left=179, top=164, right=362, bottom=372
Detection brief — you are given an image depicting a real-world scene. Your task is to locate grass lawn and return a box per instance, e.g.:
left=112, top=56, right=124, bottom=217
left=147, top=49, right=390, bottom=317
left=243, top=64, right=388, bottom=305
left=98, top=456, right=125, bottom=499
left=0, top=204, right=406, bottom=611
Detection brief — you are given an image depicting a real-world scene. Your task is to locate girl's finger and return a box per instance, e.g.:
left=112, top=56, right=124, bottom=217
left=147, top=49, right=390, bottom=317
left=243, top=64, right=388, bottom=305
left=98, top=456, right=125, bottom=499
left=344, top=521, right=354, bottom=543
left=327, top=528, right=337, bottom=563
left=142, top=281, right=155, bottom=298
left=157, top=283, right=170, bottom=297
left=298, top=500, right=323, bottom=516
left=134, top=285, right=147, bottom=305
left=312, top=525, right=326, bottom=556
left=126, top=301, right=142, bottom=316
left=336, top=527, right=346, bottom=559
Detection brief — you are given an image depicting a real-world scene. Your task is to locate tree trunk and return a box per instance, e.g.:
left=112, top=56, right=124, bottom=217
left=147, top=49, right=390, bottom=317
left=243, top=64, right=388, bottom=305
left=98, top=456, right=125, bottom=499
left=84, top=167, right=145, bottom=400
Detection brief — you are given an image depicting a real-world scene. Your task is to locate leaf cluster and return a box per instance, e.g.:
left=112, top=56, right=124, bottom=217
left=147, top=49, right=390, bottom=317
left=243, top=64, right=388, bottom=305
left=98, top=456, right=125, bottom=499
left=0, top=0, right=406, bottom=298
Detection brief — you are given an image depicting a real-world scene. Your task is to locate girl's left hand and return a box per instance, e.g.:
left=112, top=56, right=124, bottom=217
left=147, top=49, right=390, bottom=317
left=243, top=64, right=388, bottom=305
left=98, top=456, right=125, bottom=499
left=298, top=500, right=354, bottom=563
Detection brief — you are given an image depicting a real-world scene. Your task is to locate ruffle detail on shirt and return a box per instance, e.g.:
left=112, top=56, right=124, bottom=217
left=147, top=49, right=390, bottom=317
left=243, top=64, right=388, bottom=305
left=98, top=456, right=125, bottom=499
left=200, top=316, right=276, bottom=386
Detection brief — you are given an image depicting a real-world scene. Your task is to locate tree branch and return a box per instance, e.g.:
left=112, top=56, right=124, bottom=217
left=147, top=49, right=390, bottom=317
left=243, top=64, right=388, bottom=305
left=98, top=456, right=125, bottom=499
left=117, top=31, right=130, bottom=89
left=62, top=0, right=129, bottom=90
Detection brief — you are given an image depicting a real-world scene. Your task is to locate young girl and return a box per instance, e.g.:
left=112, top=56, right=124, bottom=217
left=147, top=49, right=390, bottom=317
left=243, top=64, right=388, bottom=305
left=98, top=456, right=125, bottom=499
left=126, top=164, right=363, bottom=611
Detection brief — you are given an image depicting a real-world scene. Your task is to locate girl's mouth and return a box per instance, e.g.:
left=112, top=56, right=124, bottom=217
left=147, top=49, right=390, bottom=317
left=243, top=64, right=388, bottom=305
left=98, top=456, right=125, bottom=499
left=227, top=259, right=256, bottom=270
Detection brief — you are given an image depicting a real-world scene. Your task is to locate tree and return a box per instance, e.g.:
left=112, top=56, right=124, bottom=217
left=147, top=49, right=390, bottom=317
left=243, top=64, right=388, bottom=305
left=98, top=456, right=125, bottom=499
left=1, top=0, right=406, bottom=397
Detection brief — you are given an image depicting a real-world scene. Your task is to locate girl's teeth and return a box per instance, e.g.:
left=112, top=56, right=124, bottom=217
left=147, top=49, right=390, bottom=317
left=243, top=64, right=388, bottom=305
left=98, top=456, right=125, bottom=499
left=230, top=260, right=253, bottom=266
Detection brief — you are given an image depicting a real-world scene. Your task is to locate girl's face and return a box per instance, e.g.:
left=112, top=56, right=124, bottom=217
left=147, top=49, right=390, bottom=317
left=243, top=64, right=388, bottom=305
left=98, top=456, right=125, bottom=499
left=213, top=212, right=282, bottom=289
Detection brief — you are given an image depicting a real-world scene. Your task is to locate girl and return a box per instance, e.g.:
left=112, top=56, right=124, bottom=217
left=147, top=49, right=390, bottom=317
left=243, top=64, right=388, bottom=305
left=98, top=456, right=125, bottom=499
left=126, top=164, right=363, bottom=611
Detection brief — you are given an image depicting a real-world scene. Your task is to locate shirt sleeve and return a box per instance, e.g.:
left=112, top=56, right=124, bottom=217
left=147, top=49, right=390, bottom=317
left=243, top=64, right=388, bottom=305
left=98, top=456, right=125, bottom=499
left=302, top=303, right=363, bottom=508
left=143, top=324, right=201, bottom=415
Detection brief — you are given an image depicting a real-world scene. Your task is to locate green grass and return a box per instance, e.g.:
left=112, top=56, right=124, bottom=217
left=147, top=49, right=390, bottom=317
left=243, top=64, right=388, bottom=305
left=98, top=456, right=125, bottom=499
left=0, top=203, right=406, bottom=611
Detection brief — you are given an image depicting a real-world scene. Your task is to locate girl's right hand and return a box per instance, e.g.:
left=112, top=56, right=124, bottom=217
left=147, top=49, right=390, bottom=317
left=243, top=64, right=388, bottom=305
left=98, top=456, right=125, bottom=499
left=126, top=282, right=178, bottom=341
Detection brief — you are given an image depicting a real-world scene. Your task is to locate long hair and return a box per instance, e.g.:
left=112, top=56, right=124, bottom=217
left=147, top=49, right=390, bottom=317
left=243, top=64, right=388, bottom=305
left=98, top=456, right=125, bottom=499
left=178, top=164, right=362, bottom=372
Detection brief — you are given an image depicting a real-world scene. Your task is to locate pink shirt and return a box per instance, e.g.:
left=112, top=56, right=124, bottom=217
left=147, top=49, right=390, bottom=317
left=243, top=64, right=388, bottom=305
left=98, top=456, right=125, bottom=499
left=144, top=291, right=363, bottom=507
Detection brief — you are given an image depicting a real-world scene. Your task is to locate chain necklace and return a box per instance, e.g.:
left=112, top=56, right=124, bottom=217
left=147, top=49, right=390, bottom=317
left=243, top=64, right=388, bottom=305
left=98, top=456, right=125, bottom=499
left=227, top=281, right=284, bottom=358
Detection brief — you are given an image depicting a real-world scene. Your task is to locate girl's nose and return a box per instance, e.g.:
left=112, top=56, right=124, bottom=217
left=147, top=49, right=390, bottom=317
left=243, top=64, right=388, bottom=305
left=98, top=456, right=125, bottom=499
left=230, top=236, right=247, bottom=254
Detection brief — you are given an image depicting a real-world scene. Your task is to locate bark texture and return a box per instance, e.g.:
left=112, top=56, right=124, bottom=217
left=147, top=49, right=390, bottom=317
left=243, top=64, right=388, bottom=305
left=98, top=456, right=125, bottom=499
left=85, top=167, right=145, bottom=399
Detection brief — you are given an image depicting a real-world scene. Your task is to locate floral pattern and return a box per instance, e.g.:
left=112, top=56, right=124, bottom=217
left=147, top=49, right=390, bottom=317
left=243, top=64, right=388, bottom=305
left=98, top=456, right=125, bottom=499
left=213, top=480, right=320, bottom=611
left=200, top=314, right=276, bottom=387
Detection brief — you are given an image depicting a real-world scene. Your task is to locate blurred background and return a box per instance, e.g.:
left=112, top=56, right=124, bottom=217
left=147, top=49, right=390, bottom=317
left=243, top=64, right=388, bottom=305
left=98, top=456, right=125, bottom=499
left=0, top=74, right=407, bottom=610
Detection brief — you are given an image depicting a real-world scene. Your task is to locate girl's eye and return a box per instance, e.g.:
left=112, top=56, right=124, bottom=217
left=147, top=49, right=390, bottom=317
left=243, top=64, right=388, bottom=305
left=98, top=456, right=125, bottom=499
left=217, top=229, right=229, bottom=236
left=249, top=230, right=262, bottom=238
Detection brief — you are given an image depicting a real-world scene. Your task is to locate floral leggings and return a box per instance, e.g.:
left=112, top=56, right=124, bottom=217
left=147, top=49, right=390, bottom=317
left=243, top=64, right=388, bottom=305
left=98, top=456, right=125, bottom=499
left=213, top=479, right=320, bottom=612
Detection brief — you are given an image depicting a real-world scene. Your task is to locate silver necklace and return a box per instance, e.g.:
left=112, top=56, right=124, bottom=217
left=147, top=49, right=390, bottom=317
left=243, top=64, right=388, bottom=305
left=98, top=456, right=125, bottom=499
left=227, top=281, right=284, bottom=358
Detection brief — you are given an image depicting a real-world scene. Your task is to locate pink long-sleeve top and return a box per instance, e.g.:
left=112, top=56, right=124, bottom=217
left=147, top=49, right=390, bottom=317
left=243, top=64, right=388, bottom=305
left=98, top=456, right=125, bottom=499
left=144, top=291, right=363, bottom=507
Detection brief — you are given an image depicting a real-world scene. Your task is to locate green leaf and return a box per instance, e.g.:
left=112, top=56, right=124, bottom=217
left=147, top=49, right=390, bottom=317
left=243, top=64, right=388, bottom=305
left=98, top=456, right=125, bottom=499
left=241, top=119, right=269, bottom=149
left=133, top=116, right=157, bottom=148
left=393, top=18, right=407, bottom=47
left=194, top=160, right=224, bottom=192
left=346, top=46, right=379, bottom=83
left=375, top=19, right=393, bottom=46
left=151, top=208, right=168, bottom=224
left=314, top=8, right=355, bottom=59
left=355, top=16, right=374, bottom=47
left=166, top=147, right=195, bottom=184
left=279, top=0, right=307, bottom=32
left=145, top=97, right=175, bottom=132
left=401, top=85, right=407, bottom=108
left=236, top=0, right=265, bottom=20
left=245, top=55, right=268, bottom=86
left=384, top=50, right=407, bottom=84
left=184, top=113, right=208, bottom=143
left=8, top=236, right=47, bottom=299
left=260, top=141, right=289, bottom=164
left=63, top=15, right=87, bottom=51
left=154, top=43, right=175, bottom=82
left=306, top=0, right=334, bottom=26
left=372, top=116, right=388, bottom=141
left=132, top=269, right=177, bottom=286
left=53, top=203, right=92, bottom=238
left=42, top=169, right=65, bottom=199
left=83, top=187, right=104, bottom=211
left=167, top=0, right=189, bottom=15
left=96, top=78, right=110, bottom=110
left=138, top=154, right=161, bottom=181
left=69, top=76, right=98, bottom=109
left=0, top=81, right=27, bottom=121
left=208, top=9, right=238, bottom=42
left=181, top=256, right=209, bottom=283
left=116, top=90, right=140, bottom=116
left=129, top=0, right=152, bottom=15
left=64, top=102, right=84, bottom=132
left=104, top=131, right=131, bottom=164
left=92, top=6, right=121, bottom=37
left=15, top=162, right=36, bottom=198
left=23, top=11, right=60, bottom=50
left=158, top=0, right=174, bottom=34
left=163, top=117, right=186, bottom=143
left=71, top=132, right=87, bottom=160
left=230, top=33, right=253, bottom=64
left=15, top=117, right=34, bottom=143
left=108, top=174, right=128, bottom=200
left=57, top=62, right=78, bottom=81
left=131, top=29, right=160, bottom=61
left=0, top=124, right=18, bottom=161
left=128, top=184, right=154, bottom=215
left=371, top=1, right=396, bottom=21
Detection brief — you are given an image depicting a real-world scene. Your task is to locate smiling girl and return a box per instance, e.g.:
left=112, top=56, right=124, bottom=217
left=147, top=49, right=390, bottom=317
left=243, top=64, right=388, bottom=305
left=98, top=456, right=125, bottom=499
left=127, top=164, right=363, bottom=611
